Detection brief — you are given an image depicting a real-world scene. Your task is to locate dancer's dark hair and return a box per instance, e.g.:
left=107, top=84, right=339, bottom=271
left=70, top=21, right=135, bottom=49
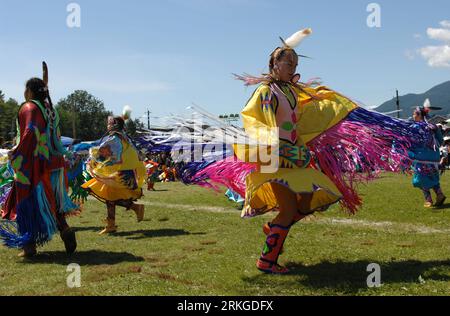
left=25, top=77, right=53, bottom=108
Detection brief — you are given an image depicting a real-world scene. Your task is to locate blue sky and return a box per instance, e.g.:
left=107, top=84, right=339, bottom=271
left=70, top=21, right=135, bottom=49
left=1, top=0, right=449, bottom=126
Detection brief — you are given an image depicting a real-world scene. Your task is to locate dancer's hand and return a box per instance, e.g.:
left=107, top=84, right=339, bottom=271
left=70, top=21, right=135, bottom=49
left=291, top=74, right=301, bottom=84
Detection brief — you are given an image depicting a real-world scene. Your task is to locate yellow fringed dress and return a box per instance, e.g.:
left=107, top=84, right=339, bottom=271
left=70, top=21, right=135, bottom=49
left=235, top=82, right=358, bottom=218
left=82, top=132, right=145, bottom=203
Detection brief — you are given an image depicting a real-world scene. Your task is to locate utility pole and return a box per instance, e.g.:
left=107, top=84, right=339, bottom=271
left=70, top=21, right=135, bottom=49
left=11, top=115, right=15, bottom=141
left=72, top=112, right=77, bottom=139
left=396, top=90, right=400, bottom=119
left=147, top=109, right=151, bottom=130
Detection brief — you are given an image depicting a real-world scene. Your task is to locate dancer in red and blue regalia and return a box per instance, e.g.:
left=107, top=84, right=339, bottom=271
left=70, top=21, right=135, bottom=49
left=0, top=62, right=80, bottom=257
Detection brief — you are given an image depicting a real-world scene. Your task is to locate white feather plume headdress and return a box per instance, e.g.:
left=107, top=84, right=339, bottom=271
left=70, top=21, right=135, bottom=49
left=273, top=28, right=312, bottom=59
left=419, top=98, right=442, bottom=111
left=122, top=105, right=132, bottom=121
left=282, top=28, right=312, bottom=49
left=235, top=27, right=314, bottom=86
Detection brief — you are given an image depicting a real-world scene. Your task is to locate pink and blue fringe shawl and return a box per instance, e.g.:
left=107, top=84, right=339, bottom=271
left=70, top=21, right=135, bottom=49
left=173, top=107, right=420, bottom=214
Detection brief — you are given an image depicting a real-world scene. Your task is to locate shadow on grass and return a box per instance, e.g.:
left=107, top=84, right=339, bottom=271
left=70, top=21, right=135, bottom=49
left=242, top=259, right=450, bottom=293
left=19, top=250, right=145, bottom=266
left=432, top=202, right=450, bottom=210
left=111, top=229, right=206, bottom=240
left=72, top=226, right=104, bottom=232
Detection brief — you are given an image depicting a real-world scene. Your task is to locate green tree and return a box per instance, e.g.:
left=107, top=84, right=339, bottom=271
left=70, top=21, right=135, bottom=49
left=56, top=90, right=112, bottom=141
left=0, top=96, right=20, bottom=144
left=125, top=118, right=146, bottom=139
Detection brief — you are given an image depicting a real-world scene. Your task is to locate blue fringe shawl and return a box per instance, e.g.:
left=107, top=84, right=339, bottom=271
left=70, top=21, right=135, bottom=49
left=0, top=182, right=57, bottom=248
left=50, top=168, right=80, bottom=214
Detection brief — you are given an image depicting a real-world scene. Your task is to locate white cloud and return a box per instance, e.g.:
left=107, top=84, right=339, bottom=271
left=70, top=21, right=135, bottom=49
left=440, top=20, right=450, bottom=29
left=414, top=33, right=422, bottom=39
left=427, top=27, right=450, bottom=43
left=418, top=21, right=450, bottom=68
left=419, top=45, right=450, bottom=68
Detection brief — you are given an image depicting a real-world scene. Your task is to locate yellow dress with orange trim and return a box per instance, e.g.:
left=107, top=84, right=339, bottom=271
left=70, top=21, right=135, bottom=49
left=82, top=132, right=145, bottom=203
left=234, top=81, right=358, bottom=218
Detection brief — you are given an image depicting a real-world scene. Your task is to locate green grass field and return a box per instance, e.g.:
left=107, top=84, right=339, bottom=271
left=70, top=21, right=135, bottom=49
left=1, top=173, right=450, bottom=296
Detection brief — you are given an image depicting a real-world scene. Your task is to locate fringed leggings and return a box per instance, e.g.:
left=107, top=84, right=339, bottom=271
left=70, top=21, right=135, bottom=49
left=106, top=200, right=135, bottom=220
left=55, top=212, right=69, bottom=232
left=422, top=185, right=443, bottom=202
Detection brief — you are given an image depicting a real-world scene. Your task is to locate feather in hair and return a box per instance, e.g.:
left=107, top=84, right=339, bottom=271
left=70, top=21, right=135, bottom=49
left=284, top=28, right=312, bottom=49
left=123, top=105, right=132, bottom=121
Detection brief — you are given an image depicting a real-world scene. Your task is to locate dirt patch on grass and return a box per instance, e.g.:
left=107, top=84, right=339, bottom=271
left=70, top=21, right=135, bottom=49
left=148, top=262, right=170, bottom=268
left=182, top=246, right=205, bottom=252
left=200, top=240, right=217, bottom=245
left=84, top=264, right=143, bottom=282
left=144, top=255, right=170, bottom=267
left=153, top=272, right=177, bottom=281
left=208, top=249, right=224, bottom=255
left=144, top=255, right=161, bottom=263
left=397, top=243, right=415, bottom=248
left=144, top=253, right=187, bottom=268
left=129, top=266, right=142, bottom=273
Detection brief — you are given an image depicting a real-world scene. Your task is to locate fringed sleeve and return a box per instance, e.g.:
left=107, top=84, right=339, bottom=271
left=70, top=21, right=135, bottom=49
left=234, top=84, right=279, bottom=164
